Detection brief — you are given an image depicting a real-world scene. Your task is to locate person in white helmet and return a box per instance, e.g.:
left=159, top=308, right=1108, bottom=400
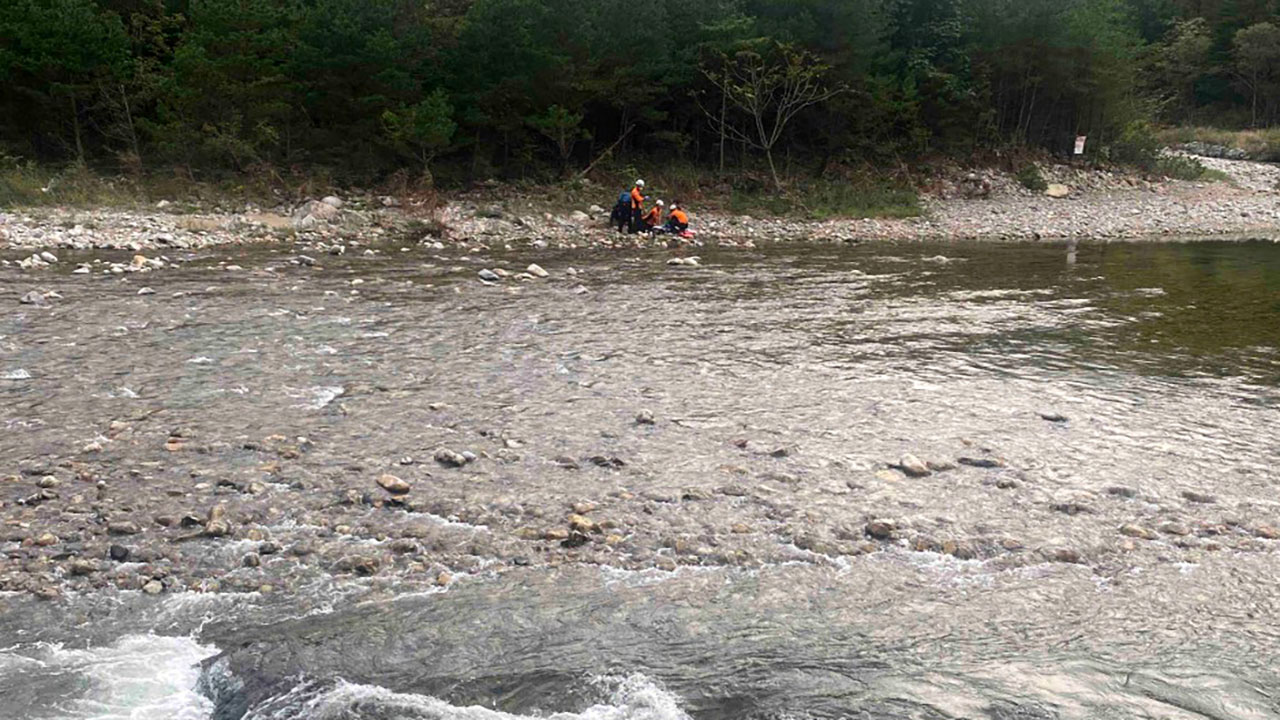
left=628, top=179, right=647, bottom=232
left=639, top=199, right=664, bottom=232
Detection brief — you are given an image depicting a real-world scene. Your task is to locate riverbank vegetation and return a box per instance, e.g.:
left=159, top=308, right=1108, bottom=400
left=2, top=0, right=1278, bottom=212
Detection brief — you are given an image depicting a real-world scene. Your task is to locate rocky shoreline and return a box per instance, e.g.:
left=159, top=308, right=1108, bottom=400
left=2, top=157, right=1279, bottom=261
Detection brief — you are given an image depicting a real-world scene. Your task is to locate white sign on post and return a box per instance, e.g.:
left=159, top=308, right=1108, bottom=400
left=1074, top=136, right=1087, bottom=155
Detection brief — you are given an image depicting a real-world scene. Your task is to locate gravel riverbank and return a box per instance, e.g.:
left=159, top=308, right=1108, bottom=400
left=2, top=157, right=1279, bottom=261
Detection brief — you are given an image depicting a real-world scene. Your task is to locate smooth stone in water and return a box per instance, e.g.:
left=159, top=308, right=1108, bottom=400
left=434, top=448, right=468, bottom=467
left=865, top=519, right=896, bottom=539
left=527, top=263, right=549, bottom=278
left=377, top=474, right=411, bottom=494
left=899, top=454, right=931, bottom=477
left=1119, top=524, right=1155, bottom=540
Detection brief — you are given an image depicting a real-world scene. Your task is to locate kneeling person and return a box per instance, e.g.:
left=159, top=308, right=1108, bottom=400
left=638, top=199, right=664, bottom=233
left=665, top=202, right=689, bottom=233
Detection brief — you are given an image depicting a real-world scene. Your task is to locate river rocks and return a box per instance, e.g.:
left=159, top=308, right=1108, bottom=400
left=873, top=469, right=903, bottom=483
left=33, top=532, right=59, bottom=547
left=204, top=505, right=232, bottom=537
left=568, top=514, right=600, bottom=534
left=898, top=454, right=930, bottom=477
left=1181, top=490, right=1216, bottom=504
left=553, top=455, right=580, bottom=470
left=1046, top=547, right=1082, bottom=564
left=294, top=200, right=340, bottom=226
left=478, top=269, right=501, bottom=282
left=865, top=519, right=896, bottom=539
left=69, top=559, right=99, bottom=576
left=1039, top=412, right=1069, bottom=423
left=334, top=555, right=380, bottom=575
left=527, top=263, right=549, bottom=278
left=434, top=448, right=469, bottom=467
left=588, top=455, right=625, bottom=469
left=1051, top=501, right=1092, bottom=515
left=1179, top=141, right=1250, bottom=161
left=1120, top=524, right=1156, bottom=540
left=109, top=544, right=130, bottom=562
left=1045, top=184, right=1071, bottom=198
left=142, top=580, right=164, bottom=595
left=108, top=521, right=141, bottom=536
left=958, top=457, right=1002, bottom=468
left=635, top=409, right=655, bottom=425
left=377, top=474, right=412, bottom=495
left=19, top=290, right=48, bottom=306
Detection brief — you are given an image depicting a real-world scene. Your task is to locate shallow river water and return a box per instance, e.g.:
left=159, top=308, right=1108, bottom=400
left=1, top=239, right=1279, bottom=719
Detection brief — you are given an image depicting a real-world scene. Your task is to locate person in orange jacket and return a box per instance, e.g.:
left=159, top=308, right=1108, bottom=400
left=639, top=199, right=663, bottom=232
left=665, top=201, right=689, bottom=233
left=628, top=179, right=646, bottom=232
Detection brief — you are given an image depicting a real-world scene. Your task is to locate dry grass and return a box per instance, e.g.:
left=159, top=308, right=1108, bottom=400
left=1155, top=126, right=1280, bottom=161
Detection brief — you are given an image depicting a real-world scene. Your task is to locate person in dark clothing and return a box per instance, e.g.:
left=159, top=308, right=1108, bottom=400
left=611, top=189, right=631, bottom=233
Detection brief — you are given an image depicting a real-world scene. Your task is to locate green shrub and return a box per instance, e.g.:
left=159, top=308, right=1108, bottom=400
left=1153, top=154, right=1208, bottom=180
left=1112, top=121, right=1162, bottom=168
left=1016, top=165, right=1048, bottom=192
left=1111, top=121, right=1211, bottom=180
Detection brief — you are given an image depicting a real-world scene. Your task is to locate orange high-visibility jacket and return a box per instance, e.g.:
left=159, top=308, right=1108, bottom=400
left=630, top=186, right=645, bottom=209
left=642, top=206, right=661, bottom=226
left=669, top=208, right=689, bottom=224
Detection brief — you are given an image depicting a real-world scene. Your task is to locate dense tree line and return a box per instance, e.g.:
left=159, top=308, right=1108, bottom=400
left=2, top=0, right=1278, bottom=185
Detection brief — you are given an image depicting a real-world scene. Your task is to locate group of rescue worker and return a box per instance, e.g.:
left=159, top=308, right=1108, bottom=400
left=611, top=179, right=690, bottom=235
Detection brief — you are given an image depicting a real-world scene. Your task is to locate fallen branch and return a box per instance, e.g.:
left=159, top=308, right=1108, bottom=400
left=577, top=125, right=634, bottom=179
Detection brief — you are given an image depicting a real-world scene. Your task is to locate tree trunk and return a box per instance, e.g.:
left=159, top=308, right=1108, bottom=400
left=71, top=95, right=85, bottom=166
left=120, top=84, right=141, bottom=167
left=1252, top=71, right=1258, bottom=128
left=765, top=146, right=781, bottom=191
left=718, top=69, right=727, bottom=175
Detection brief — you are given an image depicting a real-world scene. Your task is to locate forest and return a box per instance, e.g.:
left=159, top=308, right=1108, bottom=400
left=2, top=0, right=1280, bottom=189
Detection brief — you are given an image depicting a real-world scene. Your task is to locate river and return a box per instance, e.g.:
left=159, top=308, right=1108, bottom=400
left=1, top=238, right=1279, bottom=719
